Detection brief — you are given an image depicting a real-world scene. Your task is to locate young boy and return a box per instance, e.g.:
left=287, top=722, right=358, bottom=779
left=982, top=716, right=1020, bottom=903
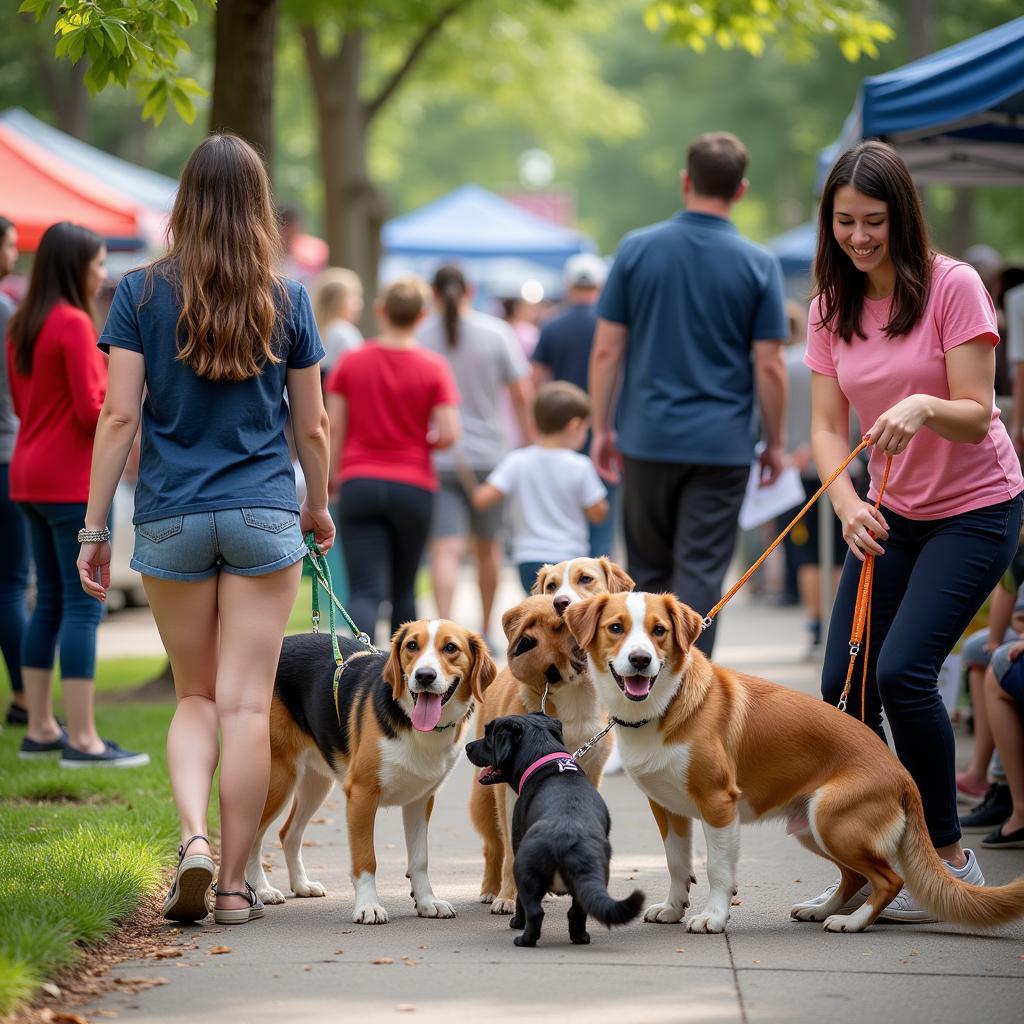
left=473, top=381, right=608, bottom=593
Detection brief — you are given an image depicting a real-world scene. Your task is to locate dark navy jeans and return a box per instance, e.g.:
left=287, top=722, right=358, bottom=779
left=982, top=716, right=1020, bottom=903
left=0, top=464, right=28, bottom=693
left=20, top=501, right=104, bottom=680
left=822, top=493, right=1024, bottom=848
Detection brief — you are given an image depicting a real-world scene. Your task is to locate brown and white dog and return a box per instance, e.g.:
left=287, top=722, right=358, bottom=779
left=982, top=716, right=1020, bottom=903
left=247, top=623, right=496, bottom=924
left=531, top=556, right=635, bottom=615
left=565, top=591, right=1024, bottom=933
left=470, top=559, right=634, bottom=915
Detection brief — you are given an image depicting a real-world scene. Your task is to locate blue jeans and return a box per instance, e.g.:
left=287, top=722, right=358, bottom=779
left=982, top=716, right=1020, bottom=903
left=0, top=465, right=29, bottom=693
left=20, top=502, right=105, bottom=680
left=518, top=561, right=547, bottom=594
left=822, top=494, right=1023, bottom=848
left=588, top=480, right=618, bottom=559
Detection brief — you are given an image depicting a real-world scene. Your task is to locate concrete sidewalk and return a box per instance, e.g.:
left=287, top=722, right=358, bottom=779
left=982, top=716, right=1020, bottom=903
left=86, top=577, right=1024, bottom=1023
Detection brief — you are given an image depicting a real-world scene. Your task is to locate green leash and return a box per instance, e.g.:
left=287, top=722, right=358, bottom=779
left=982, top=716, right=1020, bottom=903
left=304, top=533, right=378, bottom=724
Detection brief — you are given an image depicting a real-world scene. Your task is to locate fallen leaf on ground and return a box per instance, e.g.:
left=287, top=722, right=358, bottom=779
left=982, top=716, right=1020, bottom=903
left=731, top=898, right=742, bottom=906
left=302, top=839, right=321, bottom=847
left=752, top=960, right=761, bottom=965
left=208, top=946, right=232, bottom=955
left=41, top=982, right=62, bottom=998
left=303, top=966, right=312, bottom=972
left=397, top=1005, right=416, bottom=1013
left=152, top=947, right=183, bottom=959
left=674, top=948, right=686, bottom=953
left=371, top=957, right=395, bottom=965
left=53, top=1014, right=90, bottom=1024
left=334, top=949, right=345, bottom=955
left=418, top=944, right=428, bottom=950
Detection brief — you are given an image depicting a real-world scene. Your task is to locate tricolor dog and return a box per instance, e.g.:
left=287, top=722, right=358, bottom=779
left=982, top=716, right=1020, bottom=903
left=248, top=622, right=496, bottom=924
left=565, top=592, right=1024, bottom=933
left=470, top=564, right=632, bottom=914
left=531, top=556, right=634, bottom=615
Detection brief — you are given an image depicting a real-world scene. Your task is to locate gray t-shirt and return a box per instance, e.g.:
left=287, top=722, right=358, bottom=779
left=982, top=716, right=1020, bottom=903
left=0, top=292, right=18, bottom=464
left=487, top=445, right=607, bottom=564
left=418, top=309, right=529, bottom=471
left=320, top=319, right=363, bottom=372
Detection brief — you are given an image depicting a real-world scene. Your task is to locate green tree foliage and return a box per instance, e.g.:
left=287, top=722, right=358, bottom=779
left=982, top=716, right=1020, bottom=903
left=18, top=0, right=211, bottom=122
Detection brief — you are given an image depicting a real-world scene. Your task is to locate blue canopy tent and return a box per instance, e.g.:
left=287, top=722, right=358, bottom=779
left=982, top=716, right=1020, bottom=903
left=818, top=17, right=1024, bottom=189
left=381, top=184, right=596, bottom=301
left=767, top=221, right=817, bottom=299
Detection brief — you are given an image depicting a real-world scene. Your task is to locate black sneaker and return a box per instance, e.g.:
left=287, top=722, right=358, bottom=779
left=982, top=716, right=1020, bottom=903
left=959, top=782, right=1013, bottom=833
left=981, top=823, right=1024, bottom=849
left=59, top=740, right=150, bottom=769
left=6, top=705, right=65, bottom=727
left=18, top=730, right=68, bottom=759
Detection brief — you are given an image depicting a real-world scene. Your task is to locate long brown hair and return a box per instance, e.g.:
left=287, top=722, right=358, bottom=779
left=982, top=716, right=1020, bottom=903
left=8, top=221, right=102, bottom=376
left=432, top=264, right=467, bottom=349
left=152, top=133, right=286, bottom=381
left=813, top=141, right=932, bottom=343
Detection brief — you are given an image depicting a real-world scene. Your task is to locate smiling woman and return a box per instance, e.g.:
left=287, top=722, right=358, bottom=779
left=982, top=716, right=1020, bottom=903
left=803, top=139, right=1024, bottom=925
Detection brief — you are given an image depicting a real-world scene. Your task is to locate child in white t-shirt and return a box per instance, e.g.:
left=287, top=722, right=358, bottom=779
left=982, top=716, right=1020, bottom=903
left=473, top=381, right=608, bottom=592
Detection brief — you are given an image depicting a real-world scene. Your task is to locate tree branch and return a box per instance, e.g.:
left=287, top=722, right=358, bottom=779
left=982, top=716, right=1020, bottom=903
left=365, top=0, right=474, bottom=122
left=299, top=22, right=328, bottom=102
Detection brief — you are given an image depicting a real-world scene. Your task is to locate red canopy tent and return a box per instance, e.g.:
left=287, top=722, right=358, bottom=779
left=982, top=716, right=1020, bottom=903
left=0, top=123, right=140, bottom=251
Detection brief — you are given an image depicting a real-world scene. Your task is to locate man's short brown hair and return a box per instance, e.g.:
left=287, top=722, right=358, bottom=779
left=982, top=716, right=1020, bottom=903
left=381, top=275, right=429, bottom=328
left=534, top=380, right=591, bottom=435
left=687, top=132, right=748, bottom=201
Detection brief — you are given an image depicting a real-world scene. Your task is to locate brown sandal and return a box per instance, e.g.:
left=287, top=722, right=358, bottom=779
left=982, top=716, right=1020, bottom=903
left=212, top=881, right=265, bottom=925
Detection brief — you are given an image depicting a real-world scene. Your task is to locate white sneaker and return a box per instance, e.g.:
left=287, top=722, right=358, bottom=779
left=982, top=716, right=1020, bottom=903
left=791, top=877, right=870, bottom=914
left=878, top=848, right=984, bottom=923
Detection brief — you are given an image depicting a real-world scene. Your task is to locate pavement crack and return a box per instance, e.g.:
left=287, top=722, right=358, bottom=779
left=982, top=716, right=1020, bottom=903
left=725, top=933, right=750, bottom=1024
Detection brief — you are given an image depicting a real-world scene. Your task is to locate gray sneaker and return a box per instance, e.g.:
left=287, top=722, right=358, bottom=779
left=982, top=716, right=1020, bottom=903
left=60, top=739, right=150, bottom=769
left=878, top=848, right=984, bottom=923
left=791, top=877, right=871, bottom=916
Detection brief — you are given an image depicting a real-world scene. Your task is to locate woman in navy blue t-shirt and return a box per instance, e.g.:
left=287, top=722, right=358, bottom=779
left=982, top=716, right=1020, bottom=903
left=78, top=134, right=334, bottom=926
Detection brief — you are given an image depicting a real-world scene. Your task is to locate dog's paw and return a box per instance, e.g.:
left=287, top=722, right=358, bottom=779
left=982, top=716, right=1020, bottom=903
left=790, top=904, right=828, bottom=923
left=513, top=935, right=537, bottom=948
left=292, top=880, right=327, bottom=898
left=491, top=897, right=516, bottom=915
left=570, top=931, right=591, bottom=945
left=257, top=885, right=287, bottom=905
left=509, top=914, right=524, bottom=930
left=643, top=901, right=687, bottom=924
left=416, top=897, right=456, bottom=919
left=685, top=911, right=728, bottom=934
left=353, top=903, right=389, bottom=925
left=480, top=891, right=496, bottom=904
left=823, top=913, right=866, bottom=933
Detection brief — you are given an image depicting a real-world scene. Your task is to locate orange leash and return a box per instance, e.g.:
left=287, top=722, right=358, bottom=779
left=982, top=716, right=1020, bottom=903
left=700, top=437, right=892, bottom=724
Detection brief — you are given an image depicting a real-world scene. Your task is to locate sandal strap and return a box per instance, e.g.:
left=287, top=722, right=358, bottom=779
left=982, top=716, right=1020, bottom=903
left=212, top=881, right=257, bottom=906
left=178, top=834, right=210, bottom=860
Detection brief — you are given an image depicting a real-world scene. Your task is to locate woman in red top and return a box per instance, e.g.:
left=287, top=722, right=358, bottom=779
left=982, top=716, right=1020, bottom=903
left=6, top=222, right=147, bottom=767
left=325, top=277, right=459, bottom=636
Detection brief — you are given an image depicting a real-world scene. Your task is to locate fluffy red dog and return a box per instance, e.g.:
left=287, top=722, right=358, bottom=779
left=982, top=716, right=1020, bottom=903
left=565, top=591, right=1024, bottom=933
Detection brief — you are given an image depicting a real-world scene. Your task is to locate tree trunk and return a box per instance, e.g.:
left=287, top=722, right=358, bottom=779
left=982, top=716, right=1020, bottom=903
left=906, top=0, right=935, bottom=60
left=303, top=28, right=387, bottom=330
left=210, top=0, right=281, bottom=171
left=32, top=40, right=89, bottom=138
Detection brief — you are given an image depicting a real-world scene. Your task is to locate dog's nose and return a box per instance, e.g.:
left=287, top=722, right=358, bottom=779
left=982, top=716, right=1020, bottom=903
left=628, top=650, right=652, bottom=671
left=553, top=595, right=571, bottom=615
left=414, top=667, right=437, bottom=687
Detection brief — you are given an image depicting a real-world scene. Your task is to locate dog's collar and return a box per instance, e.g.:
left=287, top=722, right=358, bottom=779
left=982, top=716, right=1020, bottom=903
left=612, top=715, right=652, bottom=729
left=516, top=751, right=579, bottom=794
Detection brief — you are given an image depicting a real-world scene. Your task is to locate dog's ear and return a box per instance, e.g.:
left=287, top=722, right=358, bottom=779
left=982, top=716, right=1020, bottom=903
left=543, top=715, right=565, bottom=743
left=493, top=717, right=524, bottom=771
left=599, top=557, right=635, bottom=594
left=530, top=564, right=554, bottom=596
left=383, top=624, right=409, bottom=701
left=563, top=594, right=609, bottom=650
left=466, top=633, right=498, bottom=703
left=664, top=595, right=703, bottom=653
left=501, top=598, right=532, bottom=642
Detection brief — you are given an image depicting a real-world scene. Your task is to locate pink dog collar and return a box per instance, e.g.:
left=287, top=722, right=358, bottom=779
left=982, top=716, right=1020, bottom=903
left=517, top=751, right=579, bottom=794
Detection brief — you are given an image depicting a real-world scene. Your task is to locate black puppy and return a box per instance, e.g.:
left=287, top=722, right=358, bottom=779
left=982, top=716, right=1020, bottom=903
left=465, top=712, right=644, bottom=947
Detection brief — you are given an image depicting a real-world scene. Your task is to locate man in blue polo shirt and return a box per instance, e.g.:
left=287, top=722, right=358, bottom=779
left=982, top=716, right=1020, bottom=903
left=589, top=131, right=787, bottom=655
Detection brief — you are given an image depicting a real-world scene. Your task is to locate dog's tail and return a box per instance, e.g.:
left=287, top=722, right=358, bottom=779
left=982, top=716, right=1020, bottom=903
left=573, top=872, right=645, bottom=928
left=898, top=784, right=1024, bottom=927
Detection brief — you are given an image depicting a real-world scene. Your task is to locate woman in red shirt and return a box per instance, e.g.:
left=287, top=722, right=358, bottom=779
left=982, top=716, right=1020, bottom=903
left=6, top=222, right=147, bottom=767
left=325, top=277, right=460, bottom=636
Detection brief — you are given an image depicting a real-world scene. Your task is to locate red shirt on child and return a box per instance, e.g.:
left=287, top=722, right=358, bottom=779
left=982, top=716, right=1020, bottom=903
left=325, top=341, right=459, bottom=492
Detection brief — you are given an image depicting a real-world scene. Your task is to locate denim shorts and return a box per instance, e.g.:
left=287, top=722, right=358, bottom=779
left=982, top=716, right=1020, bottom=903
left=131, top=507, right=306, bottom=582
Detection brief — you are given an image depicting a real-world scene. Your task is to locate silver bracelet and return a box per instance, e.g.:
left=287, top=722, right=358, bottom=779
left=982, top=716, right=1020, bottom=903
left=78, top=527, right=111, bottom=544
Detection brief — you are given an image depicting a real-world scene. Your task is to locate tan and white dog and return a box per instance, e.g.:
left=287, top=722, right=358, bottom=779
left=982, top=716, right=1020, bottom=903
left=565, top=591, right=1024, bottom=933
left=248, top=622, right=496, bottom=924
left=532, top=556, right=635, bottom=615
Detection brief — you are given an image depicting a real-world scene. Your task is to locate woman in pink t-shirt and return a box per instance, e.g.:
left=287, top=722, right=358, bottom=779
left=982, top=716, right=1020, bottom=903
left=799, top=141, right=1024, bottom=924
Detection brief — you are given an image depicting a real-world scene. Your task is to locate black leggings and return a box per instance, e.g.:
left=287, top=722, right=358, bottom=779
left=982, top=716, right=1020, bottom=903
left=822, top=493, right=1023, bottom=848
left=337, top=477, right=434, bottom=638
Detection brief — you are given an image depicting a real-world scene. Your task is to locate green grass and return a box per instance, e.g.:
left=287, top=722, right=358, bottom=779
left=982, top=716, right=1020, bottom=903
left=0, top=701, right=210, bottom=1014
